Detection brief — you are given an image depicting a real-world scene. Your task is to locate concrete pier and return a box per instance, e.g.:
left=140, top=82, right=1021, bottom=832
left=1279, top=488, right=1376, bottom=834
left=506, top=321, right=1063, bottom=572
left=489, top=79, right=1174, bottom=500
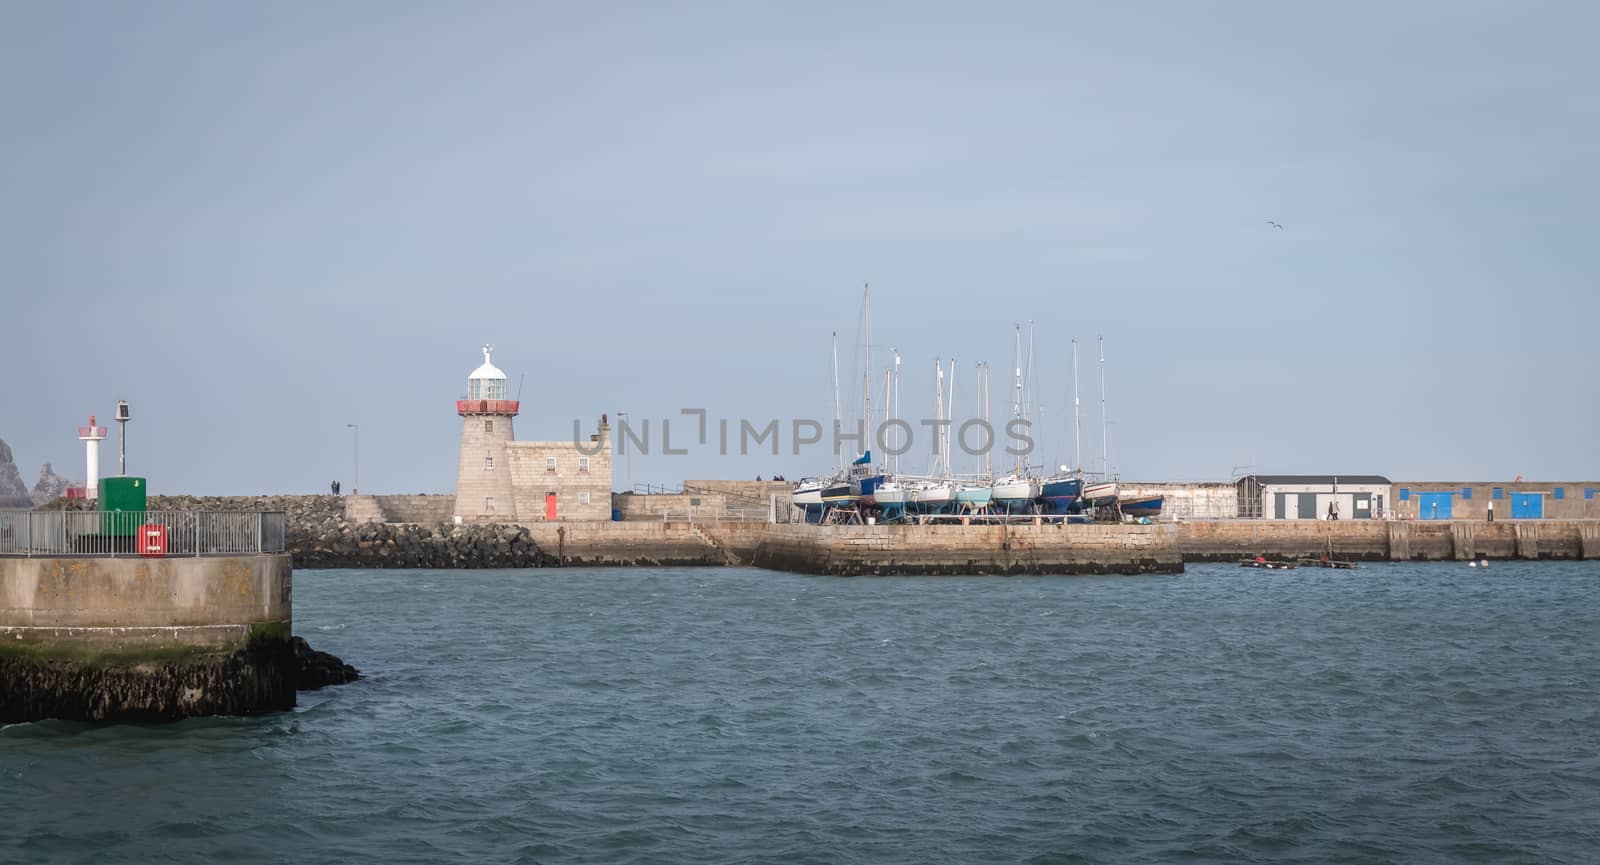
left=751, top=523, right=1183, bottom=577
left=1, top=554, right=296, bottom=722
left=1173, top=520, right=1599, bottom=562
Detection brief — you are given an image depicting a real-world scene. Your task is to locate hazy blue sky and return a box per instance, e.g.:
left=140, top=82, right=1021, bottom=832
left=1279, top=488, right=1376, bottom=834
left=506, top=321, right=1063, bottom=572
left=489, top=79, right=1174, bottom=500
left=3, top=1, right=1596, bottom=495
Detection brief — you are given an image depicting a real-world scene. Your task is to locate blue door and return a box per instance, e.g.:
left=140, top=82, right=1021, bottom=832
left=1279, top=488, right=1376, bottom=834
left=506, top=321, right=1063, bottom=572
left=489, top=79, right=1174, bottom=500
left=1510, top=493, right=1543, bottom=519
left=1417, top=492, right=1453, bottom=520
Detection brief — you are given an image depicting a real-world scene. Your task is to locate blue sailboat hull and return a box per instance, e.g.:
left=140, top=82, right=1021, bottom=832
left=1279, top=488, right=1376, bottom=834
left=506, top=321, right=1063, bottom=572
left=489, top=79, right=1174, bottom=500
left=1119, top=495, right=1164, bottom=518
left=1039, top=478, right=1083, bottom=515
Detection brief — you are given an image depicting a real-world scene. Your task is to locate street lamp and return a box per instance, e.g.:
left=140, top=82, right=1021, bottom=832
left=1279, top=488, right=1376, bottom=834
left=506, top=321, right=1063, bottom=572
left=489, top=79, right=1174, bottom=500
left=114, top=400, right=130, bottom=476
left=616, top=411, right=632, bottom=491
left=346, top=424, right=359, bottom=494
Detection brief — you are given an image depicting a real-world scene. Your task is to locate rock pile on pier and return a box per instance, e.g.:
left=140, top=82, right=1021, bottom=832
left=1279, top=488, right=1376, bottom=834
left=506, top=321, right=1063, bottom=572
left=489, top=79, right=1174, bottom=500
left=292, top=519, right=547, bottom=569
left=42, top=494, right=548, bottom=569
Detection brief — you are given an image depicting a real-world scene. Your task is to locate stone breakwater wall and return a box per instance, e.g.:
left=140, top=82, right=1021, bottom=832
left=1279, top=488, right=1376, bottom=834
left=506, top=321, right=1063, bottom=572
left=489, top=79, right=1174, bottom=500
left=38, top=495, right=1596, bottom=569
left=751, top=523, right=1183, bottom=576
left=1175, top=519, right=1600, bottom=561
left=0, top=553, right=298, bottom=722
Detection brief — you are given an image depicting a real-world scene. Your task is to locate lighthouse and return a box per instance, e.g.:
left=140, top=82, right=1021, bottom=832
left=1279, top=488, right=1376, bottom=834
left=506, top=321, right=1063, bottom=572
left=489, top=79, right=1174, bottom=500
left=453, top=345, right=519, bottom=522
left=78, top=415, right=107, bottom=501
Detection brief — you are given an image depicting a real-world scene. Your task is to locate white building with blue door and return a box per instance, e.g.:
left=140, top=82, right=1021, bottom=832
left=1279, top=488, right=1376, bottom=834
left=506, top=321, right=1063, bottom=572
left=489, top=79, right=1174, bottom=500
left=1392, top=481, right=1600, bottom=520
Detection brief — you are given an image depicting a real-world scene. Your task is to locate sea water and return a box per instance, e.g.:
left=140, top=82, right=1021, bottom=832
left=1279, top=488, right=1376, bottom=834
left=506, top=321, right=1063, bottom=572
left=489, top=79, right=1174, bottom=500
left=3, top=562, right=1597, bottom=864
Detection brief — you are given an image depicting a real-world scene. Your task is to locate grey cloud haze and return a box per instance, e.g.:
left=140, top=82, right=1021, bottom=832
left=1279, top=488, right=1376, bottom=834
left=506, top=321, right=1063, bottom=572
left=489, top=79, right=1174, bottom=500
left=2, top=1, right=1595, bottom=494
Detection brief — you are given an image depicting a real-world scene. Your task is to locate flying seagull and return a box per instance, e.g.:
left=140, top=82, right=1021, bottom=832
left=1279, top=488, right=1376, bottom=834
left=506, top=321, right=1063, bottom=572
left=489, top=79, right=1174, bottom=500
left=1266, top=220, right=1284, bottom=230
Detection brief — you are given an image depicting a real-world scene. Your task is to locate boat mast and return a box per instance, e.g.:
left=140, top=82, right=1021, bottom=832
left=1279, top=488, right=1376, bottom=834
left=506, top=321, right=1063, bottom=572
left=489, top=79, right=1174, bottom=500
left=1012, top=323, right=1023, bottom=476
left=1025, top=319, right=1035, bottom=474
left=1099, top=335, right=1109, bottom=481
left=832, top=331, right=844, bottom=472
left=861, top=283, right=871, bottom=464
left=892, top=349, right=901, bottom=474
left=1072, top=339, right=1081, bottom=474
left=933, top=357, right=945, bottom=477
left=883, top=368, right=893, bottom=474
left=946, top=358, right=957, bottom=479
left=972, top=358, right=985, bottom=479
left=975, top=361, right=983, bottom=478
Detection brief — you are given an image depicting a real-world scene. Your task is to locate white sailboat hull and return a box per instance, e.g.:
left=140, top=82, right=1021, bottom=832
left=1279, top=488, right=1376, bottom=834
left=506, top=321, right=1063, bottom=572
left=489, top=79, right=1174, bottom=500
left=991, top=478, right=1039, bottom=506
left=1083, top=482, right=1119, bottom=505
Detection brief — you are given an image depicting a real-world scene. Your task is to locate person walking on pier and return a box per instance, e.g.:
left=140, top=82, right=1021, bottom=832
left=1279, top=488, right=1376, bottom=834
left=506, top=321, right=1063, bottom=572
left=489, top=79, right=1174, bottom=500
left=331, top=480, right=341, bottom=497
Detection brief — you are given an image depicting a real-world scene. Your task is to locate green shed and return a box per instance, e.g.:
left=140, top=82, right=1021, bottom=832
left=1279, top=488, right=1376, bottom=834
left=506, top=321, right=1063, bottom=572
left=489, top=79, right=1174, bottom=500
left=99, top=476, right=147, bottom=537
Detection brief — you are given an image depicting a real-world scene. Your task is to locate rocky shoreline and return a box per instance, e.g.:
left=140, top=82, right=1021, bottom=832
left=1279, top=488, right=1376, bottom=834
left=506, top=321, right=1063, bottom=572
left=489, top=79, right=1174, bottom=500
left=0, top=637, right=362, bottom=723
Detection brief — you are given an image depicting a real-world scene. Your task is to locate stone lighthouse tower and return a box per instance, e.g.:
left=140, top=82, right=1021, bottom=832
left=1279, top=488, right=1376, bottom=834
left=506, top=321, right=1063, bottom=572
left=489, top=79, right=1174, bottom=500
left=453, top=345, right=519, bottom=522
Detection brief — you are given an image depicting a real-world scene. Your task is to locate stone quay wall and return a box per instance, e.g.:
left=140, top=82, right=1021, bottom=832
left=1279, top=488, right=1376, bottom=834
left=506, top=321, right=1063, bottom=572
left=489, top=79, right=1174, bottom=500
left=612, top=491, right=727, bottom=520
left=344, top=494, right=457, bottom=525
left=750, top=523, right=1183, bottom=577
left=523, top=522, right=727, bottom=567
left=1175, top=519, right=1600, bottom=561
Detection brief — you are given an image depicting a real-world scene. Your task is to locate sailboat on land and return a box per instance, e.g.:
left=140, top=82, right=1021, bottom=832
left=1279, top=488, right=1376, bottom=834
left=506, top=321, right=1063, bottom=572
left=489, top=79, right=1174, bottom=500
left=794, top=330, right=850, bottom=519
left=1081, top=335, right=1119, bottom=508
left=907, top=357, right=955, bottom=514
left=1038, top=339, right=1085, bottom=515
left=990, top=323, right=1039, bottom=513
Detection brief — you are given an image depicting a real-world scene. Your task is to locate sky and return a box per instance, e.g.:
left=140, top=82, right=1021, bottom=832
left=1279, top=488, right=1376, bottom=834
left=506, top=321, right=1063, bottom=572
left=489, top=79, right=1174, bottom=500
left=2, top=1, right=1596, bottom=495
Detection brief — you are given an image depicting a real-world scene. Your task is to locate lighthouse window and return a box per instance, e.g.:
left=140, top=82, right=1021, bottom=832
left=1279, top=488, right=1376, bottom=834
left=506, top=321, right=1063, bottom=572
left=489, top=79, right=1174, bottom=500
left=579, top=457, right=590, bottom=473
left=483, top=496, right=495, bottom=512
left=579, top=492, right=590, bottom=505
left=546, top=457, right=557, bottom=472
left=484, top=456, right=494, bottom=471
left=484, top=420, right=493, bottom=432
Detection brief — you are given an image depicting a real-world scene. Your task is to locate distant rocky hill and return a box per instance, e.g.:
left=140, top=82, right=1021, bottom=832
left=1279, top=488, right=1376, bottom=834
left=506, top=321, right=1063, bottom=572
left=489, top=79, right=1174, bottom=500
left=0, top=439, right=31, bottom=508
left=30, top=463, right=72, bottom=505
left=0, top=439, right=81, bottom=508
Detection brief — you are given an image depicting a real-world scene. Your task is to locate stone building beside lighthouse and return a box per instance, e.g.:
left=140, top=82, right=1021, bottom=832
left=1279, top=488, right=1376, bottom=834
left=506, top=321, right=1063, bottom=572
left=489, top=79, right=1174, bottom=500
left=453, top=346, right=613, bottom=523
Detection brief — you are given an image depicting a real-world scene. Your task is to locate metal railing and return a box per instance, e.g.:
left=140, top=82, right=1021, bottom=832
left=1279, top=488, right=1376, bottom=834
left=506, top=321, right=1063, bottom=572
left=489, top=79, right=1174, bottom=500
left=0, top=510, right=287, bottom=557
left=658, top=506, right=774, bottom=524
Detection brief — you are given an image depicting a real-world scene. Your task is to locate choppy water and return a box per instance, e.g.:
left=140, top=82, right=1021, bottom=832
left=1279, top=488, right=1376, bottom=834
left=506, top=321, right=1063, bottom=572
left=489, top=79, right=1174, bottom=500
left=4, top=563, right=1598, bottom=864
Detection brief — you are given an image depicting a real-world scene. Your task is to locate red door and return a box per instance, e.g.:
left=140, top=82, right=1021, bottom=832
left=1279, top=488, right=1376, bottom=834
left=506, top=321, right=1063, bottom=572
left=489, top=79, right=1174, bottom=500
left=545, top=493, right=557, bottom=521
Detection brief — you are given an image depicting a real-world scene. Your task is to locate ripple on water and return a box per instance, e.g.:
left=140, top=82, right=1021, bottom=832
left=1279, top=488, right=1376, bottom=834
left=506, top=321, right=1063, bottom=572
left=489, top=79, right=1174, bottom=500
left=4, top=562, right=1600, bottom=865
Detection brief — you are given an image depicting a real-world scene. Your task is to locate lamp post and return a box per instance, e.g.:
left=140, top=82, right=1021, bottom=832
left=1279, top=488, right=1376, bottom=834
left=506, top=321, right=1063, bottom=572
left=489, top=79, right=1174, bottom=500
left=346, top=424, right=359, bottom=494
left=616, top=411, right=631, bottom=491
left=115, top=400, right=130, bottom=476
